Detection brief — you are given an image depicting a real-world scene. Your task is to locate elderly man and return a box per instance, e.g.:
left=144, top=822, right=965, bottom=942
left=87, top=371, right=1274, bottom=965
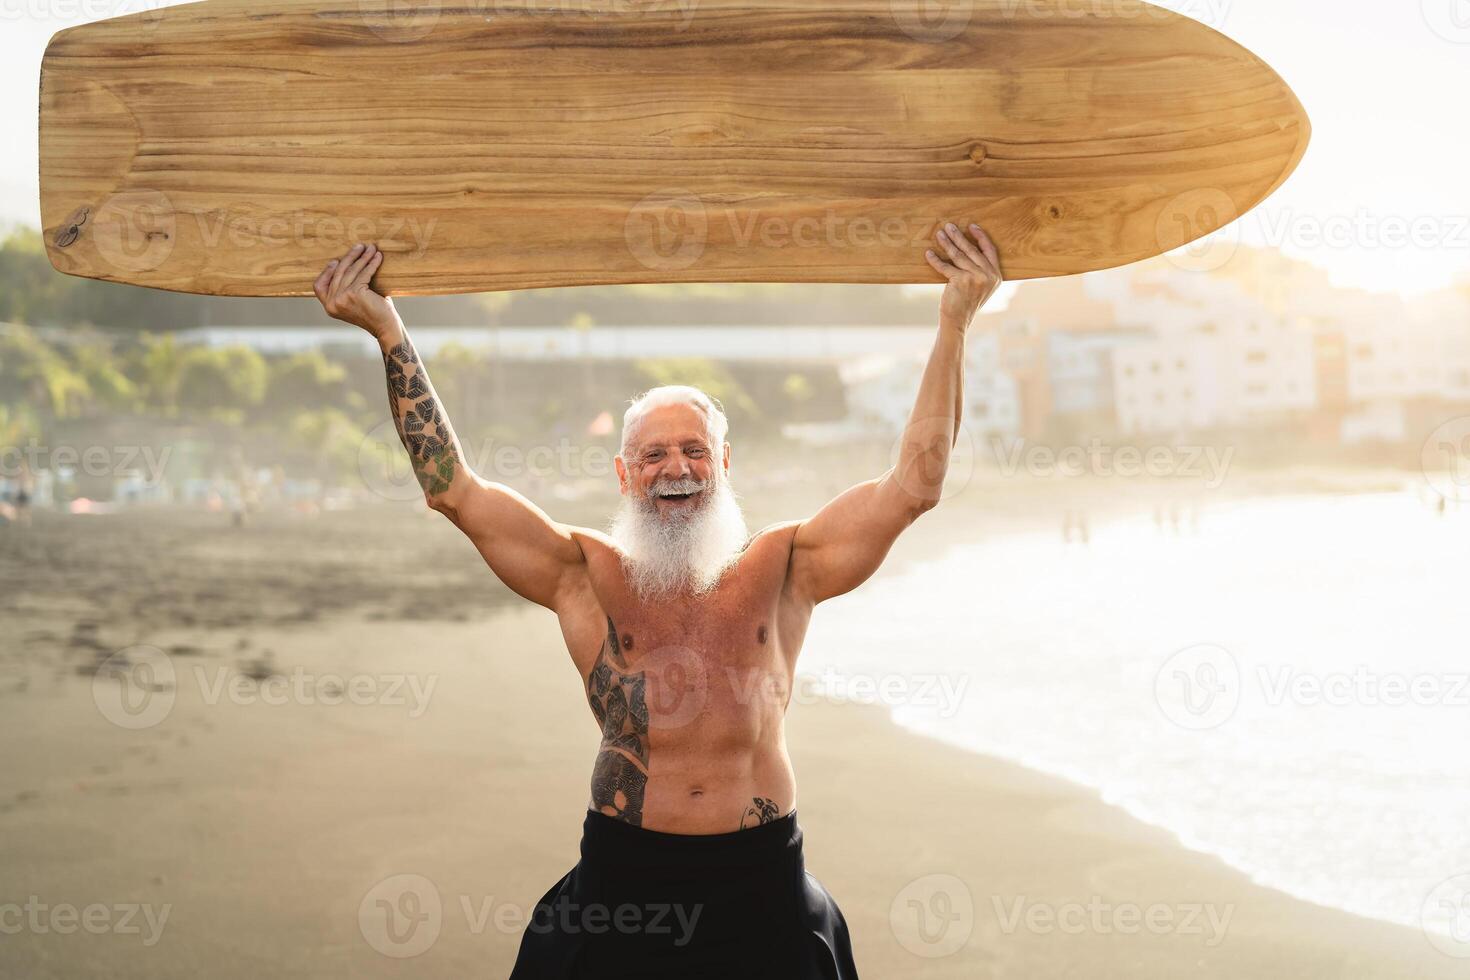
left=313, top=224, right=1002, bottom=979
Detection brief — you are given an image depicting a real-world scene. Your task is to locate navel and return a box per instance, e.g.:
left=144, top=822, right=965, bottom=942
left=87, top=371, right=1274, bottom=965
left=757, top=624, right=768, bottom=645
left=621, top=633, right=634, bottom=652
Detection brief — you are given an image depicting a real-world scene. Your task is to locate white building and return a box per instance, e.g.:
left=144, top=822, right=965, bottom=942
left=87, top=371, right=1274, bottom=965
left=1362, top=291, right=1470, bottom=404
left=839, top=335, right=1021, bottom=441
left=1047, top=330, right=1152, bottom=418
left=1112, top=336, right=1222, bottom=435
left=1110, top=295, right=1316, bottom=435
left=1209, top=315, right=1318, bottom=424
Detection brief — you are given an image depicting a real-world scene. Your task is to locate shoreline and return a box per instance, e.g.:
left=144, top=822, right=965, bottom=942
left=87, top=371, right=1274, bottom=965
left=790, top=474, right=1454, bottom=950
left=2, top=471, right=1458, bottom=977
left=2, top=599, right=1458, bottom=977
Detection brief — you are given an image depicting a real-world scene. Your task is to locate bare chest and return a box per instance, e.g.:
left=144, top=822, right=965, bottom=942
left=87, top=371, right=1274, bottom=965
left=563, top=550, right=800, bottom=736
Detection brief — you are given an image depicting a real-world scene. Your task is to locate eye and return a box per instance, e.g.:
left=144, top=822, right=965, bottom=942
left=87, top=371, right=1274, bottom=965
left=687, top=448, right=707, bottom=458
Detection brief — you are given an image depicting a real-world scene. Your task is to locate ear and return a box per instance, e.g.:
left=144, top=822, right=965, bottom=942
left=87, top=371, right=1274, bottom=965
left=614, top=455, right=630, bottom=496
left=721, top=442, right=731, bottom=474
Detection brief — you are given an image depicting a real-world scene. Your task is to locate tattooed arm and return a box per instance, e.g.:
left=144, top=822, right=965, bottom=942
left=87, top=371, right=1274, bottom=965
left=313, top=244, right=586, bottom=610
left=786, top=223, right=1004, bottom=605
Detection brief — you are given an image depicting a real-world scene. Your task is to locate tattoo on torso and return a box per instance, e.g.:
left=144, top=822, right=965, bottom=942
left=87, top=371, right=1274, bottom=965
left=587, top=617, right=650, bottom=826
left=740, top=797, right=780, bottom=830
left=384, top=338, right=458, bottom=496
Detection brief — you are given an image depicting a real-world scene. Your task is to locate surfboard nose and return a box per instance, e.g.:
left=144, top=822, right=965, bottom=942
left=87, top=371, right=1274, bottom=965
left=1271, top=80, right=1313, bottom=201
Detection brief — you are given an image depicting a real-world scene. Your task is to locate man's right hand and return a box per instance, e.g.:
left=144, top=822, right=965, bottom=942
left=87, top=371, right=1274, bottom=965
left=313, top=243, right=399, bottom=341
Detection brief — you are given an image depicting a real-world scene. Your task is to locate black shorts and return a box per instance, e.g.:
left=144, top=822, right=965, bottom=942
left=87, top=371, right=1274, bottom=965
left=510, top=810, right=858, bottom=979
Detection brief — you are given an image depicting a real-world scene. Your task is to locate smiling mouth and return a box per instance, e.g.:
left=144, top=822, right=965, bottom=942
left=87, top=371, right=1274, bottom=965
left=657, top=492, right=695, bottom=502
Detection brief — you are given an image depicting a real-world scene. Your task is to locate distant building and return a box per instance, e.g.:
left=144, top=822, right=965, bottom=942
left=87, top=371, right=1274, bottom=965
left=1209, top=314, right=1317, bottom=426
left=838, top=336, right=1021, bottom=442
left=1112, top=336, right=1222, bottom=436
left=1047, top=329, right=1154, bottom=423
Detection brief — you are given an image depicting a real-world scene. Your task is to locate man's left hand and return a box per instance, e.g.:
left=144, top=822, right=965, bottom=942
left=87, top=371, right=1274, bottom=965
left=926, top=222, right=1004, bottom=330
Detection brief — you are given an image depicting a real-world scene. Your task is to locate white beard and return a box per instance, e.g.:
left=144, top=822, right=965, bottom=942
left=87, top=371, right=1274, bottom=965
left=609, top=474, right=749, bottom=600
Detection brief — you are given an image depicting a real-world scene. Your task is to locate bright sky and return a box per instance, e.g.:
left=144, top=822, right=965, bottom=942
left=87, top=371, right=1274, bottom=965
left=2, top=0, right=1466, bottom=298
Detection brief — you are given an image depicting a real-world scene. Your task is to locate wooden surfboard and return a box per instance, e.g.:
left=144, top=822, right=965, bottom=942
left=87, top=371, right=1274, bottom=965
left=39, top=0, right=1310, bottom=297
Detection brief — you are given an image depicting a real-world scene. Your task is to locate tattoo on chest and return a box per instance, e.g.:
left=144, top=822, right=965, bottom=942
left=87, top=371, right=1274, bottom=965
left=587, top=617, right=650, bottom=826
left=384, top=338, right=457, bottom=496
left=740, top=797, right=781, bottom=830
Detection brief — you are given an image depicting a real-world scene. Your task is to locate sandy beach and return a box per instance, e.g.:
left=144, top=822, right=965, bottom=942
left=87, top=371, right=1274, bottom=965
left=0, top=473, right=1456, bottom=978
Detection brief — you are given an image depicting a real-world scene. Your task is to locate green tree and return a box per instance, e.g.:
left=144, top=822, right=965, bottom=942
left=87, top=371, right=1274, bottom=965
left=287, top=407, right=366, bottom=482
left=71, top=341, right=138, bottom=414
left=127, top=332, right=185, bottom=417
left=0, top=323, right=90, bottom=417
left=177, top=345, right=267, bottom=421
left=632, top=357, right=759, bottom=425
left=264, top=351, right=348, bottom=418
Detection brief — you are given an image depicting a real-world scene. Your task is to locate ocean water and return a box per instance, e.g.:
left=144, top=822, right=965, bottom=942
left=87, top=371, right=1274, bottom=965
left=799, top=490, right=1470, bottom=940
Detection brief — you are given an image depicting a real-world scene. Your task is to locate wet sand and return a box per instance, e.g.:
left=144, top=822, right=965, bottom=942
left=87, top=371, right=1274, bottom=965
left=0, top=473, right=1452, bottom=978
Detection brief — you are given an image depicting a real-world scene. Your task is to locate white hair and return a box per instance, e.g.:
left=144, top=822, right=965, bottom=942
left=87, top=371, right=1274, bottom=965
left=620, top=385, right=729, bottom=455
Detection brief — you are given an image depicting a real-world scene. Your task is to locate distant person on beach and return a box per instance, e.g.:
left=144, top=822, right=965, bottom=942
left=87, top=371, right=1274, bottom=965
left=13, top=463, right=34, bottom=527
left=312, top=224, right=1001, bottom=979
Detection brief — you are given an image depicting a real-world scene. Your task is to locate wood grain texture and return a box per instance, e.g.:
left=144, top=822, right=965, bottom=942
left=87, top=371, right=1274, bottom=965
left=39, top=0, right=1310, bottom=297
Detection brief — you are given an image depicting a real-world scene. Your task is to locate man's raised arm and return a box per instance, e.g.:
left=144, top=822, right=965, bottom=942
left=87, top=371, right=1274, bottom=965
left=313, top=243, right=585, bottom=611
left=787, top=222, right=1003, bottom=605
